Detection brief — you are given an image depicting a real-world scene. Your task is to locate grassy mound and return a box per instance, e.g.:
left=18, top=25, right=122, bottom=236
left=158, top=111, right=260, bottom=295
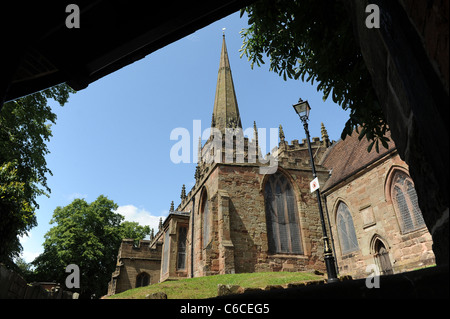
left=108, top=271, right=323, bottom=299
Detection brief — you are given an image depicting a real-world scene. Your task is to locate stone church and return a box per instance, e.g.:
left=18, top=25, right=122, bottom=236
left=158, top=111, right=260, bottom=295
left=107, top=35, right=435, bottom=295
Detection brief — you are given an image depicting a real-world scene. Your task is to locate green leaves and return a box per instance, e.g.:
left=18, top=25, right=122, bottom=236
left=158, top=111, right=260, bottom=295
left=32, top=195, right=150, bottom=298
left=240, top=0, right=388, bottom=147
left=0, top=161, right=36, bottom=263
left=367, top=134, right=390, bottom=153
left=0, top=83, right=75, bottom=267
left=120, top=221, right=151, bottom=244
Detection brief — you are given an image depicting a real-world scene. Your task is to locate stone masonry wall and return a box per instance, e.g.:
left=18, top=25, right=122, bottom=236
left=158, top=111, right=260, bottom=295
left=400, top=0, right=449, bottom=93
left=108, top=239, right=161, bottom=294
left=218, top=164, right=327, bottom=274
left=346, top=0, right=448, bottom=265
left=159, top=215, right=190, bottom=282
left=324, top=153, right=435, bottom=278
left=176, top=137, right=331, bottom=278
left=0, top=264, right=74, bottom=299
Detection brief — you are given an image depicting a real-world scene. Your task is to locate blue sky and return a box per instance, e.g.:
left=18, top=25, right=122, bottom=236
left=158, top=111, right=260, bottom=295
left=20, top=11, right=349, bottom=262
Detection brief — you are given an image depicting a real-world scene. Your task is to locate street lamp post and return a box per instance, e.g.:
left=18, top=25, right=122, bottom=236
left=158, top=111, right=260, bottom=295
left=293, top=98, right=339, bottom=284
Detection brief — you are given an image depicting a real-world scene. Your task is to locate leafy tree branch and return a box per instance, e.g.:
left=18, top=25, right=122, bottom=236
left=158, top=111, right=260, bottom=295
left=239, top=0, right=389, bottom=151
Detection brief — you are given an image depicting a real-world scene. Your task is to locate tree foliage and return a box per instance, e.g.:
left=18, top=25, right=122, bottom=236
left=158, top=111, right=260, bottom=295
left=239, top=0, right=390, bottom=151
left=31, top=195, right=150, bottom=298
left=120, top=221, right=151, bottom=246
left=0, top=84, right=75, bottom=266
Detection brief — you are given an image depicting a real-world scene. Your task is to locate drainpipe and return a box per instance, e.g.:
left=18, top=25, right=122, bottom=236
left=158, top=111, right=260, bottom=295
left=190, top=196, right=195, bottom=278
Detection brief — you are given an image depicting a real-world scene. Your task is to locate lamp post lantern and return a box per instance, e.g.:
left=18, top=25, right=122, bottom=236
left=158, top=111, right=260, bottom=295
left=293, top=98, right=339, bottom=284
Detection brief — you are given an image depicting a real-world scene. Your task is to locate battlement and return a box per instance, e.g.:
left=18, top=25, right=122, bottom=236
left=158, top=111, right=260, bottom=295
left=174, top=123, right=333, bottom=211
left=282, top=137, right=325, bottom=150
left=119, top=238, right=161, bottom=260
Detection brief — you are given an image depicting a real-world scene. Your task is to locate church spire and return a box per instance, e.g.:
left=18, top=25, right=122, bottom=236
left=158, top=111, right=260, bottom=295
left=211, top=34, right=242, bottom=133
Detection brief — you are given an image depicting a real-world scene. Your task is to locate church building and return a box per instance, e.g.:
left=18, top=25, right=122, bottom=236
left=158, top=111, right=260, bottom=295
left=107, top=35, right=435, bottom=295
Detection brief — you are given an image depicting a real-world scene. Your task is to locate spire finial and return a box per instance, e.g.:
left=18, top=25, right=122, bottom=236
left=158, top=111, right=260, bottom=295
left=222, top=27, right=226, bottom=36
left=169, top=201, right=174, bottom=212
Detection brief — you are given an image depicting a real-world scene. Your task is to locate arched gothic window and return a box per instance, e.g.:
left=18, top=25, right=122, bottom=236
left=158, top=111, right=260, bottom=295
left=336, top=202, right=359, bottom=254
left=136, top=272, right=150, bottom=288
left=201, top=191, right=210, bottom=248
left=390, top=171, right=425, bottom=234
left=264, top=172, right=303, bottom=254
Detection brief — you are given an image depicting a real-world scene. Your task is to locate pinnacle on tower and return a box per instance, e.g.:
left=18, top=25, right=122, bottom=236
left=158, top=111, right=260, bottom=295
left=197, top=137, right=202, bottom=164
left=181, top=184, right=186, bottom=200
left=169, top=201, right=174, bottom=212
left=158, top=217, right=163, bottom=230
left=321, top=122, right=330, bottom=147
left=279, top=124, right=285, bottom=142
left=150, top=228, right=155, bottom=240
left=211, top=34, right=242, bottom=134
left=194, top=165, right=200, bottom=182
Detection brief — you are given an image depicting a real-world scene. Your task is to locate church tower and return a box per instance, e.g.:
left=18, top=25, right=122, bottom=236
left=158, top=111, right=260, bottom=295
left=211, top=34, right=242, bottom=132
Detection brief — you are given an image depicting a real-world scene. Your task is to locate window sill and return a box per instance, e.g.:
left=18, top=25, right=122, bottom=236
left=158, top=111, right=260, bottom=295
left=267, top=253, right=308, bottom=259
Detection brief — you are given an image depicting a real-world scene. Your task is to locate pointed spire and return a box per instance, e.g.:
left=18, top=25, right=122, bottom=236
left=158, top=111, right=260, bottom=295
left=321, top=122, right=330, bottom=147
left=253, top=121, right=258, bottom=141
left=158, top=217, right=163, bottom=230
left=169, top=201, right=174, bottom=212
left=211, top=34, right=242, bottom=134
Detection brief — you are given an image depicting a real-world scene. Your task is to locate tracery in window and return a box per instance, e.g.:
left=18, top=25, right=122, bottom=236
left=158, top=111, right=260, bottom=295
left=336, top=202, right=359, bottom=254
left=177, top=226, right=187, bottom=270
left=391, top=171, right=425, bottom=233
left=264, top=172, right=303, bottom=254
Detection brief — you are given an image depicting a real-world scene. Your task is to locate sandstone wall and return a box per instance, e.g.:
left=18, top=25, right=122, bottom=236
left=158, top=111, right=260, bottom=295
left=324, top=153, right=435, bottom=278
left=345, top=0, right=448, bottom=265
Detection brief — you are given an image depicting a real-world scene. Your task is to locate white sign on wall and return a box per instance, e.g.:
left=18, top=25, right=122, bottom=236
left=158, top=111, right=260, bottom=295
left=310, top=177, right=320, bottom=193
